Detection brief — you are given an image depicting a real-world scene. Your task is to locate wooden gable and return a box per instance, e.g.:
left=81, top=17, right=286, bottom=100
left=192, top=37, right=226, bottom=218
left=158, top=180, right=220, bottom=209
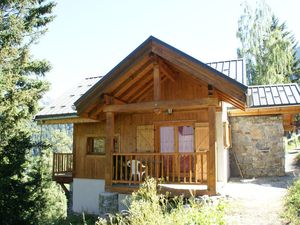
left=75, top=36, right=247, bottom=119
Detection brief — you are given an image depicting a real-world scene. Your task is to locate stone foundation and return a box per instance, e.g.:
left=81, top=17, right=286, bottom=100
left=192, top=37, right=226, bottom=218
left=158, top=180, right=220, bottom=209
left=229, top=115, right=285, bottom=178
left=99, top=192, right=118, bottom=215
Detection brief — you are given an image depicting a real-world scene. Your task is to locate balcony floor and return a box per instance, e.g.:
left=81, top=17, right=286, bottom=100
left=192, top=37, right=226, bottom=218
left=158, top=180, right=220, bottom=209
left=53, top=172, right=73, bottom=183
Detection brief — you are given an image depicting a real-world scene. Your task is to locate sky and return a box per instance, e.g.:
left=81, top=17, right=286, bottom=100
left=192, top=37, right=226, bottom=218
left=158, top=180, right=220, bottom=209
left=31, top=0, right=300, bottom=100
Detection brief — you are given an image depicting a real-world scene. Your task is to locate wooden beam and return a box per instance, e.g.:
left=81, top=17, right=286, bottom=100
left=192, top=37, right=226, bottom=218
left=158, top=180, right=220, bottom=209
left=122, top=70, right=153, bottom=101
left=105, top=112, right=114, bottom=191
left=104, top=94, right=127, bottom=104
left=137, top=75, right=168, bottom=102
left=217, top=91, right=246, bottom=110
left=76, top=49, right=151, bottom=115
left=103, top=98, right=218, bottom=113
left=38, top=117, right=98, bottom=125
left=88, top=94, right=127, bottom=119
left=128, top=75, right=153, bottom=103
left=96, top=113, right=106, bottom=121
left=112, top=61, right=153, bottom=97
left=158, top=59, right=176, bottom=82
left=88, top=105, right=104, bottom=119
left=151, top=42, right=246, bottom=104
left=228, top=106, right=300, bottom=117
left=208, top=106, right=216, bottom=195
left=153, top=62, right=160, bottom=101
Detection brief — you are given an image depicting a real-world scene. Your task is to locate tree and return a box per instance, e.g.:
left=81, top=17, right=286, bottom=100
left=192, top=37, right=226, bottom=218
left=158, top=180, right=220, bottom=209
left=237, top=0, right=299, bottom=85
left=0, top=1, right=61, bottom=224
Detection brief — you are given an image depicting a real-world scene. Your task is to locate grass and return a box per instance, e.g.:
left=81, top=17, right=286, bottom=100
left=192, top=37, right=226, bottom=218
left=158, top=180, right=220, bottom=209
left=96, top=178, right=226, bottom=225
left=53, top=213, right=98, bottom=225
left=54, top=178, right=226, bottom=225
left=284, top=178, right=300, bottom=225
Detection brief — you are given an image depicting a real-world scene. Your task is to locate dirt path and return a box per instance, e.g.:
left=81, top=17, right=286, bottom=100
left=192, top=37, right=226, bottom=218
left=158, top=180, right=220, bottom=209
left=221, top=151, right=300, bottom=225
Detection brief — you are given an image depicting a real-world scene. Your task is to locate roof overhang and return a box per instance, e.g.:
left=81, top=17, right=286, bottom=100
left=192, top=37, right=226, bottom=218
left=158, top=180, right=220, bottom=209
left=228, top=105, right=300, bottom=117
left=35, top=113, right=98, bottom=124
left=74, top=36, right=248, bottom=116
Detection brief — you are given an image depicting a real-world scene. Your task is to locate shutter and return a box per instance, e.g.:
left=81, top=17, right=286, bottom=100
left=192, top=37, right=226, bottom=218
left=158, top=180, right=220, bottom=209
left=137, top=125, right=154, bottom=152
left=194, top=122, right=208, bottom=182
left=195, top=122, right=209, bottom=152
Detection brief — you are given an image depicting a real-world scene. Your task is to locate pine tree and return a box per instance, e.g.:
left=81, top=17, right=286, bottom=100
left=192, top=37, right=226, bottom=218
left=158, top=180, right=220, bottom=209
left=237, top=0, right=299, bottom=85
left=0, top=1, right=58, bottom=224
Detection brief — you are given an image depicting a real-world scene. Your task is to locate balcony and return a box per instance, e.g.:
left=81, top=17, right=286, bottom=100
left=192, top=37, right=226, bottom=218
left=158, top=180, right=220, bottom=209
left=52, top=153, right=73, bottom=183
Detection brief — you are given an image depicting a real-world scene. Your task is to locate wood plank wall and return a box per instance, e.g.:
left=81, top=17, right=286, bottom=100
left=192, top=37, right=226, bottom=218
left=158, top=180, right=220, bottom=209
left=74, top=72, right=215, bottom=179
left=74, top=110, right=208, bottom=179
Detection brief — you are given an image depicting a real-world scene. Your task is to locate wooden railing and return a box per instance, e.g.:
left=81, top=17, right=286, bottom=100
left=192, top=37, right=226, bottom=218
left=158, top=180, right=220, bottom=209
left=112, top=152, right=208, bottom=185
left=53, top=153, right=73, bottom=178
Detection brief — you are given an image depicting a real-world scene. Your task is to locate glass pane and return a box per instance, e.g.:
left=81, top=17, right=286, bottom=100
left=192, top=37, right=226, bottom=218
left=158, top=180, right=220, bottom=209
left=178, top=126, right=194, bottom=152
left=160, top=126, right=174, bottom=153
left=93, top=137, right=105, bottom=153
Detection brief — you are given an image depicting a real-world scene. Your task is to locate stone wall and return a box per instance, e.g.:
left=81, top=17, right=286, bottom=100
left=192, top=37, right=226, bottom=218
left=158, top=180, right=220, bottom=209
left=229, top=115, right=285, bottom=178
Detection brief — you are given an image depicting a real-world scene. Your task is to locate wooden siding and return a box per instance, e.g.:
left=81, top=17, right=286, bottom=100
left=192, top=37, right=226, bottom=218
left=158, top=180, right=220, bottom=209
left=74, top=110, right=208, bottom=180
left=141, top=70, right=210, bottom=102
left=74, top=122, right=107, bottom=179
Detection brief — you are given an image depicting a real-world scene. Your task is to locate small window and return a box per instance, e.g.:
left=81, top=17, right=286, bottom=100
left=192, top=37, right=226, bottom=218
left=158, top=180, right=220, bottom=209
left=87, top=137, right=105, bottom=154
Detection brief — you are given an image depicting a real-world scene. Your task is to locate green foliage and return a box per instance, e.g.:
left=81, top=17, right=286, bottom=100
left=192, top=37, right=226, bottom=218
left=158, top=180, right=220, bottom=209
left=237, top=0, right=299, bottom=85
left=35, top=143, right=68, bottom=224
left=96, top=178, right=226, bottom=225
left=284, top=133, right=300, bottom=152
left=0, top=132, right=39, bottom=224
left=0, top=1, right=58, bottom=224
left=52, top=213, right=98, bottom=225
left=284, top=179, right=300, bottom=225
left=43, top=124, right=73, bottom=153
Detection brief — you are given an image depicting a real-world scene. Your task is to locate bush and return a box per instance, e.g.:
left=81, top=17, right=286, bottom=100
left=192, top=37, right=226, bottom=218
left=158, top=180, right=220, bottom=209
left=96, top=178, right=226, bottom=225
left=284, top=179, right=300, bottom=225
left=53, top=213, right=98, bottom=225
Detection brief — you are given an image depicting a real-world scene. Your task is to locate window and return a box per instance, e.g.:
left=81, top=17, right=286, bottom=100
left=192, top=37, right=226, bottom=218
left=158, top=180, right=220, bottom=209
left=159, top=125, right=194, bottom=153
left=87, top=137, right=105, bottom=154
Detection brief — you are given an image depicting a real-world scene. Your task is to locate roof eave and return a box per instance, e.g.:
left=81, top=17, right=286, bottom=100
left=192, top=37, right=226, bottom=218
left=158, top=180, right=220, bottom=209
left=34, top=113, right=78, bottom=121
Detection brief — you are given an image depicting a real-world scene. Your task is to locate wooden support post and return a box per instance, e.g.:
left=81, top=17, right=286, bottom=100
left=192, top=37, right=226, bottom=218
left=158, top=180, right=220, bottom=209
left=208, top=106, right=216, bottom=194
left=153, top=62, right=160, bottom=101
left=105, top=112, right=114, bottom=191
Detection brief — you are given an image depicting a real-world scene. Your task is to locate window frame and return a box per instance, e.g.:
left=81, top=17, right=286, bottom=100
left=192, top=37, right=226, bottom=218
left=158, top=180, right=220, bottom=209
left=87, top=136, right=106, bottom=155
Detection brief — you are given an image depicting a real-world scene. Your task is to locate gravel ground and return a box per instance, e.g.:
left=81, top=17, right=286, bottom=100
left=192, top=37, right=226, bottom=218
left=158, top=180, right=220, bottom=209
left=220, top=150, right=300, bottom=225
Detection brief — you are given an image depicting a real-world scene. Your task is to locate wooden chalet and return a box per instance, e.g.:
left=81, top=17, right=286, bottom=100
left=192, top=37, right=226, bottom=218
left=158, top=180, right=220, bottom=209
left=36, top=36, right=300, bottom=214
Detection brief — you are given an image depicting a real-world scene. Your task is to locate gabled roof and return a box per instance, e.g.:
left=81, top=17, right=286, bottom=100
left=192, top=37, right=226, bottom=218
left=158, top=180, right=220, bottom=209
left=248, top=83, right=300, bottom=108
left=35, top=77, right=102, bottom=120
left=35, top=36, right=300, bottom=122
left=34, top=58, right=246, bottom=120
left=74, top=36, right=248, bottom=115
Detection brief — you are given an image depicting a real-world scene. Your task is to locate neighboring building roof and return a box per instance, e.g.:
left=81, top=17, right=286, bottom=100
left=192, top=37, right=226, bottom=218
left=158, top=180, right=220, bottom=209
left=207, top=59, right=247, bottom=85
left=35, top=76, right=102, bottom=120
left=248, top=83, right=300, bottom=108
